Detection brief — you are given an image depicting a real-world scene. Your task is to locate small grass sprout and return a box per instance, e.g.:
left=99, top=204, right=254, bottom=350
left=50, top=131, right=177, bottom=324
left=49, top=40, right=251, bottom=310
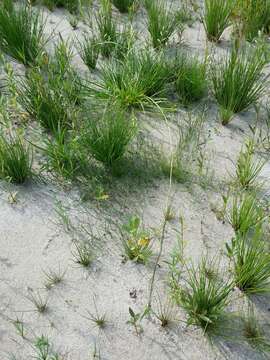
left=85, top=298, right=107, bottom=328
left=43, top=266, right=66, bottom=289
left=226, top=228, right=270, bottom=294
left=175, top=258, right=233, bottom=332
left=72, top=241, right=93, bottom=267
left=122, top=215, right=152, bottom=264
left=145, top=0, right=184, bottom=49
left=203, top=0, right=234, bottom=42
left=235, top=138, right=265, bottom=190
left=28, top=291, right=48, bottom=314
left=211, top=45, right=267, bottom=125
left=0, top=133, right=33, bottom=184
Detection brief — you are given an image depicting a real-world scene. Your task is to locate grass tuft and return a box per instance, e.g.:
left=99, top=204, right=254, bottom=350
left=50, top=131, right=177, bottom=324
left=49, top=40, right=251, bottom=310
left=226, top=228, right=270, bottom=295
left=0, top=1, right=46, bottom=66
left=145, top=0, right=184, bottom=49
left=174, top=258, right=233, bottom=332
left=0, top=133, right=32, bottom=184
left=211, top=45, right=267, bottom=125
left=203, top=0, right=234, bottom=42
left=82, top=108, right=137, bottom=167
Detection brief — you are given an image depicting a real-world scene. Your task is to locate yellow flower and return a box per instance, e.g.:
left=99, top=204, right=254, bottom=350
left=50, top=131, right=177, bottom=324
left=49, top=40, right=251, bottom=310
left=138, top=236, right=150, bottom=247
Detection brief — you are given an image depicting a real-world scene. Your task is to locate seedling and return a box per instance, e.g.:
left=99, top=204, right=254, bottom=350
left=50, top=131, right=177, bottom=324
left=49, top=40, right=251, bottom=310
left=28, top=291, right=48, bottom=314
left=234, top=138, right=265, bottom=190
left=12, top=317, right=26, bottom=339
left=72, top=242, right=93, bottom=267
left=85, top=298, right=106, bottom=329
left=122, top=216, right=152, bottom=264
left=127, top=307, right=143, bottom=335
left=43, top=267, right=66, bottom=289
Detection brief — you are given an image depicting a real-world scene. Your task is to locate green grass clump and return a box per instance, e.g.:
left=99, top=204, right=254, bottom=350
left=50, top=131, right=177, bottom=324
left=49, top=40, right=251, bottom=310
left=161, top=113, right=205, bottom=183
left=175, top=55, right=207, bottom=105
left=238, top=0, right=270, bottom=41
left=0, top=1, right=46, bottom=66
left=0, top=134, right=32, bottom=184
left=226, top=229, right=270, bottom=295
left=145, top=0, right=183, bottom=49
left=203, top=0, right=234, bottom=42
left=18, top=41, right=81, bottom=133
left=96, top=0, right=117, bottom=58
left=78, top=35, right=100, bottom=70
left=175, top=258, right=233, bottom=332
left=227, top=193, right=265, bottom=236
left=112, top=0, right=135, bottom=13
left=82, top=108, right=137, bottom=167
left=211, top=46, right=266, bottom=125
left=86, top=49, right=170, bottom=109
left=235, top=139, right=265, bottom=190
left=242, top=305, right=270, bottom=354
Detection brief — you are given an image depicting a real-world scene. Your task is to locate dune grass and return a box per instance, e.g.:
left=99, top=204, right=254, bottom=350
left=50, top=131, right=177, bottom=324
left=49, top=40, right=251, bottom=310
left=145, top=0, right=184, bottom=49
left=235, top=139, right=265, bottom=190
left=82, top=108, right=137, bottom=167
left=78, top=35, right=100, bottom=70
left=0, top=0, right=46, bottom=66
left=203, top=0, right=234, bottom=42
left=0, top=133, right=33, bottom=184
left=227, top=228, right=270, bottom=295
left=175, top=54, right=207, bottom=105
left=85, top=49, right=170, bottom=110
left=112, top=0, right=135, bottom=13
left=227, top=193, right=265, bottom=236
left=18, top=40, right=82, bottom=134
left=176, top=258, right=233, bottom=332
left=211, top=45, right=267, bottom=124
left=237, top=0, right=270, bottom=41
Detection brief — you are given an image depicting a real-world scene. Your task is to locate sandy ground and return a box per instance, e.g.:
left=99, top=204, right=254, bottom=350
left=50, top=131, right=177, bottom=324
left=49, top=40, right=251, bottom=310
left=0, top=1, right=270, bottom=359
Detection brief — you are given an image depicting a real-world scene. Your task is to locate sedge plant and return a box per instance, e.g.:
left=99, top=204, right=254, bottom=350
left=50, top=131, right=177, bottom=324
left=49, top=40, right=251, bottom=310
left=234, top=138, right=265, bottom=190
left=211, top=45, right=267, bottom=125
left=0, top=0, right=47, bottom=66
left=175, top=54, right=207, bottom=105
left=145, top=0, right=184, bottom=49
left=0, top=133, right=33, bottom=184
left=227, top=193, right=265, bottom=236
left=226, top=227, right=270, bottom=295
left=203, top=0, right=234, bottom=42
left=112, top=0, right=135, bottom=13
left=82, top=107, right=137, bottom=167
left=85, top=49, right=170, bottom=110
left=174, top=258, right=233, bottom=332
